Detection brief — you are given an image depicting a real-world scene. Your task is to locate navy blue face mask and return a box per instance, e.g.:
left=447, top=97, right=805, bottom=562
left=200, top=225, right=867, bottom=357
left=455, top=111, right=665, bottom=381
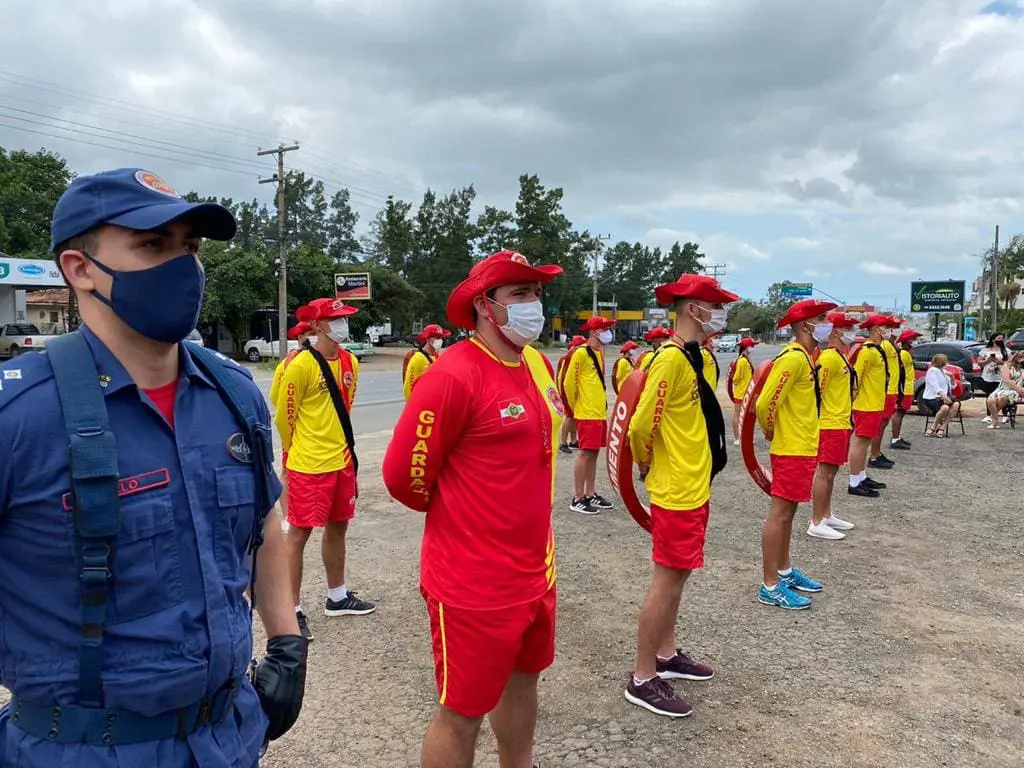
left=85, top=252, right=205, bottom=343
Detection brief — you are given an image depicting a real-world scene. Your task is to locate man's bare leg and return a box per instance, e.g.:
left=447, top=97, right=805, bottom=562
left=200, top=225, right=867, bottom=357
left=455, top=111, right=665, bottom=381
left=421, top=707, right=481, bottom=768
left=287, top=526, right=313, bottom=606
left=762, top=497, right=798, bottom=586
left=848, top=434, right=870, bottom=478
left=323, top=519, right=348, bottom=589
left=890, top=409, right=905, bottom=441
left=583, top=450, right=599, bottom=497
left=489, top=671, right=540, bottom=768
left=732, top=402, right=742, bottom=442
left=811, top=463, right=838, bottom=525
left=634, top=565, right=690, bottom=679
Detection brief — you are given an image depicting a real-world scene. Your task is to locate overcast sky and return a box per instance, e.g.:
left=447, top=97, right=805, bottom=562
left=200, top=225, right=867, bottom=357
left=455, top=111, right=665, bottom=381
left=1, top=0, right=1022, bottom=308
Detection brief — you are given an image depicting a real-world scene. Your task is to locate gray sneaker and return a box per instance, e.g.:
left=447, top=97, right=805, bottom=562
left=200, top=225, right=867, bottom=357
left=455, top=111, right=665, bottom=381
left=624, top=676, right=694, bottom=718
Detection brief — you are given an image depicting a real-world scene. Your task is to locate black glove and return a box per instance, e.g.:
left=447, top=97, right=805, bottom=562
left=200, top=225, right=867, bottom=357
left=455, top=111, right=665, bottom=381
left=253, top=634, right=308, bottom=742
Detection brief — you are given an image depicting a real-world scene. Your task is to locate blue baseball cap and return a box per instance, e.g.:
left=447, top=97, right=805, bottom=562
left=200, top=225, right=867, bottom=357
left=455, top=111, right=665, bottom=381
left=50, top=168, right=237, bottom=252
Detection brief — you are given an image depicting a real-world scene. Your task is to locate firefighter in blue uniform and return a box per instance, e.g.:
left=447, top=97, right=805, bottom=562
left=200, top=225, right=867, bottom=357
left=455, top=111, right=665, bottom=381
left=0, top=168, right=307, bottom=767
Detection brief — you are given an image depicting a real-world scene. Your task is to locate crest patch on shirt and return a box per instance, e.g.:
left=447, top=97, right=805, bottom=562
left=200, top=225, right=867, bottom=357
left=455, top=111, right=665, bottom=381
left=227, top=432, right=254, bottom=463
left=3, top=369, right=22, bottom=380
left=499, top=400, right=528, bottom=425
left=545, top=386, right=565, bottom=417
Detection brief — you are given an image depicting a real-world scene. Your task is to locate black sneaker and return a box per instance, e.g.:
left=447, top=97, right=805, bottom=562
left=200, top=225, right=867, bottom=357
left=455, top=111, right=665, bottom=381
left=848, top=484, right=880, bottom=498
left=324, top=591, right=376, bottom=617
left=296, top=610, right=314, bottom=641
left=567, top=441, right=579, bottom=450
left=868, top=457, right=894, bottom=469
left=624, top=676, right=694, bottom=718
left=558, top=444, right=572, bottom=455
left=590, top=494, right=614, bottom=509
left=569, top=497, right=599, bottom=515
left=862, top=476, right=887, bottom=490
left=889, top=438, right=911, bottom=451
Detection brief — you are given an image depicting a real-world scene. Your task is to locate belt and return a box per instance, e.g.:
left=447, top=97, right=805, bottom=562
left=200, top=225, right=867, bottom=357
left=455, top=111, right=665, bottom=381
left=5, top=677, right=241, bottom=746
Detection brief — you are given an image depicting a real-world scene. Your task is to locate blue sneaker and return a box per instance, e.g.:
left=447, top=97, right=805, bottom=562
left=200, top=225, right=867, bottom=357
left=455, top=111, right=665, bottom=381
left=780, top=568, right=823, bottom=593
left=757, top=582, right=812, bottom=610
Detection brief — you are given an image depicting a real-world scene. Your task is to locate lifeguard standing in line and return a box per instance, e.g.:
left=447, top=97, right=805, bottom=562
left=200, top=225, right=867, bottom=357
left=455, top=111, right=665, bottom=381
left=614, top=341, right=641, bottom=394
left=382, top=250, right=563, bottom=768
left=403, top=323, right=451, bottom=400
left=557, top=335, right=586, bottom=453
left=871, top=316, right=904, bottom=468
left=847, top=314, right=890, bottom=498
left=563, top=316, right=616, bottom=515
left=636, top=326, right=672, bottom=370
left=756, top=299, right=836, bottom=610
left=625, top=274, right=734, bottom=718
left=727, top=337, right=757, bottom=445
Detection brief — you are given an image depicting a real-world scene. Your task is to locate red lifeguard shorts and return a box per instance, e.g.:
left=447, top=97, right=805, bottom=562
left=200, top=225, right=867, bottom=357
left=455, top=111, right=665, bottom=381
left=422, top=587, right=556, bottom=718
left=883, top=394, right=898, bottom=420
left=770, top=455, right=817, bottom=503
left=898, top=395, right=913, bottom=413
left=650, top=502, right=711, bottom=571
left=285, top=466, right=357, bottom=527
left=575, top=419, right=607, bottom=450
left=852, top=409, right=883, bottom=439
left=817, top=428, right=851, bottom=467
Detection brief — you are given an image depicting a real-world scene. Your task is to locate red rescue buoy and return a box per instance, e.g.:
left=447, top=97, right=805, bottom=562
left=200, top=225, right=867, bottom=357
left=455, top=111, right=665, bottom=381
left=606, top=369, right=652, bottom=532
left=739, top=359, right=774, bottom=495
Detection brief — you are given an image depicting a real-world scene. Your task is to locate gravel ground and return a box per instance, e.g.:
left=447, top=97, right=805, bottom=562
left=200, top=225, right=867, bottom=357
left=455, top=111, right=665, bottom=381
left=260, top=404, right=1024, bottom=768
left=3, top=370, right=1020, bottom=767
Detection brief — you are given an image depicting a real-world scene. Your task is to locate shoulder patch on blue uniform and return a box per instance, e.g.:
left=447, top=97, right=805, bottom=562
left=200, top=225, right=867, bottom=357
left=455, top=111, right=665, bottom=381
left=0, top=352, right=55, bottom=411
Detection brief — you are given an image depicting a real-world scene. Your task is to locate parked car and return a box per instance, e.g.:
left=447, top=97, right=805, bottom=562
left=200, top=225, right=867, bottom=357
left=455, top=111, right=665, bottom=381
left=1005, top=328, right=1024, bottom=351
left=910, top=340, right=983, bottom=395
left=342, top=341, right=375, bottom=360
left=185, top=329, right=205, bottom=347
left=0, top=323, right=59, bottom=358
left=243, top=338, right=299, bottom=362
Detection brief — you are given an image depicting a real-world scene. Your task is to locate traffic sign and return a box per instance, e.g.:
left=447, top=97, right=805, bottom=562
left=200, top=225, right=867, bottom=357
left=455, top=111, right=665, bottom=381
left=780, top=282, right=812, bottom=297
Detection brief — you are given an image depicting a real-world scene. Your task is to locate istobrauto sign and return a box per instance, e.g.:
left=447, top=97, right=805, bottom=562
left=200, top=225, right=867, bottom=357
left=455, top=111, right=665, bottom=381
left=910, top=281, right=965, bottom=313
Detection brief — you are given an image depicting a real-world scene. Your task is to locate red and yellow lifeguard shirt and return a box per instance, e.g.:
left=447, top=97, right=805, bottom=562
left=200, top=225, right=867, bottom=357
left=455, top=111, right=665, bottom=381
left=381, top=339, right=562, bottom=611
left=853, top=343, right=886, bottom=413
left=627, top=341, right=711, bottom=511
left=274, top=349, right=358, bottom=473
left=900, top=349, right=915, bottom=396
left=563, top=344, right=607, bottom=421
left=882, top=339, right=900, bottom=395
left=756, top=341, right=819, bottom=457
left=403, top=348, right=436, bottom=401
left=818, top=347, right=853, bottom=430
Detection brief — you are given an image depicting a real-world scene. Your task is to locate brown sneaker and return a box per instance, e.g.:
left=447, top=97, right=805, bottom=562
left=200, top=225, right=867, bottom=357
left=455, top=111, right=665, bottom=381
left=656, top=650, right=714, bottom=681
left=624, top=676, right=694, bottom=718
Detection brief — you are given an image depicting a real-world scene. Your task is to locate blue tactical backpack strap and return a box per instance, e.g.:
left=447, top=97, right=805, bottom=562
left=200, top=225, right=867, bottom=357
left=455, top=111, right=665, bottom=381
left=186, top=346, right=274, bottom=611
left=46, top=331, right=121, bottom=709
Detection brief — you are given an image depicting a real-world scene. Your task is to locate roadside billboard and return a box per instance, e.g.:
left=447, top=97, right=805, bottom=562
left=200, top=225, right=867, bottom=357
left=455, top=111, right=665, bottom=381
left=335, top=272, right=372, bottom=301
left=910, top=281, right=965, bottom=313
left=0, top=256, right=65, bottom=287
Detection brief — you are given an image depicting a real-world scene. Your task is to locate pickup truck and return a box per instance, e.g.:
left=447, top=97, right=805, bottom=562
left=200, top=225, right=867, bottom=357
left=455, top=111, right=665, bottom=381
left=0, top=323, right=59, bottom=358
left=243, top=337, right=376, bottom=363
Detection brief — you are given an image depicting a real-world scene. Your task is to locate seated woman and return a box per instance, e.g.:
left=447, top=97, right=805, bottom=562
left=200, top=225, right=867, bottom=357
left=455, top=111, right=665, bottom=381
left=985, top=351, right=1024, bottom=429
left=920, top=353, right=960, bottom=437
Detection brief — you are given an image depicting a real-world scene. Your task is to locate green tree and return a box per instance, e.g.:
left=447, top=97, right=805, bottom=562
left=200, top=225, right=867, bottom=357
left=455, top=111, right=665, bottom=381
left=364, top=196, right=416, bottom=276
left=326, top=189, right=361, bottom=263
left=659, top=241, right=705, bottom=283
left=0, top=146, right=74, bottom=256
left=475, top=205, right=516, bottom=258
left=199, top=240, right=275, bottom=355
left=347, top=264, right=424, bottom=339
left=728, top=299, right=774, bottom=337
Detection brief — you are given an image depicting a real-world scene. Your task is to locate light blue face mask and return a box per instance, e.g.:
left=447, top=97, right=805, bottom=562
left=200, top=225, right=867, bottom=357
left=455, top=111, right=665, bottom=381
left=812, top=322, right=834, bottom=344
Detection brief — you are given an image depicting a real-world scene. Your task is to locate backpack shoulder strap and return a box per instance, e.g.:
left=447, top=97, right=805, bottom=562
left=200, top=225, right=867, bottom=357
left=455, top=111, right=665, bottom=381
left=583, top=345, right=607, bottom=390
left=304, top=347, right=360, bottom=475
left=46, top=331, right=120, bottom=708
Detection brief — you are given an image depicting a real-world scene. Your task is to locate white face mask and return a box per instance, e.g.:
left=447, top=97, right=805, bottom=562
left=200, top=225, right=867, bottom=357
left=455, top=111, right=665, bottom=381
left=694, top=305, right=728, bottom=335
left=326, top=318, right=349, bottom=343
left=840, top=330, right=857, bottom=345
left=812, top=322, right=834, bottom=344
left=597, top=329, right=614, bottom=345
left=491, top=298, right=545, bottom=347
left=430, top=338, right=443, bottom=351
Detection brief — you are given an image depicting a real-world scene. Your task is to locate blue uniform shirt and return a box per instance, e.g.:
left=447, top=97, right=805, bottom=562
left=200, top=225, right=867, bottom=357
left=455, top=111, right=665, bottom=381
left=0, top=327, right=282, bottom=768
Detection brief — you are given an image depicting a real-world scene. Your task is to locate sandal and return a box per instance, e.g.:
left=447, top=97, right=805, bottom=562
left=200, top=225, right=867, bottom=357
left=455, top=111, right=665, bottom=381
left=925, top=428, right=937, bottom=437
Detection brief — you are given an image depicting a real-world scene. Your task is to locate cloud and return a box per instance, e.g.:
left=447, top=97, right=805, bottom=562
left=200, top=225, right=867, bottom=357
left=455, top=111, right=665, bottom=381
left=0, top=0, right=1020, bottom=308
left=861, top=261, right=918, bottom=276
left=804, top=268, right=831, bottom=278
left=641, top=229, right=771, bottom=264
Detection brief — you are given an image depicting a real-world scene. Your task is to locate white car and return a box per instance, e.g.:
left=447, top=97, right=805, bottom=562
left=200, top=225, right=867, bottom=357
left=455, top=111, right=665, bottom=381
left=0, top=323, right=59, bottom=358
left=716, top=334, right=741, bottom=353
left=244, top=338, right=299, bottom=362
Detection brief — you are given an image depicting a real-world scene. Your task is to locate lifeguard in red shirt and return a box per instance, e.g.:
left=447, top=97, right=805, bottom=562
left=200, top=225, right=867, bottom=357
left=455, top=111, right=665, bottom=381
left=563, top=315, right=616, bottom=515
left=755, top=298, right=837, bottom=610
left=382, top=250, right=563, bottom=768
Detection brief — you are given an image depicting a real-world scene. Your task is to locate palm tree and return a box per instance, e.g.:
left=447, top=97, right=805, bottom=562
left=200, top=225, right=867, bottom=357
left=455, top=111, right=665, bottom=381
left=999, top=280, right=1021, bottom=312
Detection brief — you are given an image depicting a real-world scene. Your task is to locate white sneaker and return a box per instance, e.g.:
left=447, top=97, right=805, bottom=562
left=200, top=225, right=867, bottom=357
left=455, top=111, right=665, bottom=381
left=732, top=439, right=740, bottom=446
left=1002, top=416, right=1010, bottom=424
left=807, top=521, right=845, bottom=540
left=982, top=415, right=992, bottom=424
left=824, top=514, right=855, bottom=531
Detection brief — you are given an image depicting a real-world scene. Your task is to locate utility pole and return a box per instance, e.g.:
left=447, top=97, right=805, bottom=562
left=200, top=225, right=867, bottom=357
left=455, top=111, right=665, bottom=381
left=590, top=233, right=612, bottom=315
left=991, top=225, right=1000, bottom=335
left=704, top=263, right=727, bottom=280
left=258, top=143, right=300, bottom=358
